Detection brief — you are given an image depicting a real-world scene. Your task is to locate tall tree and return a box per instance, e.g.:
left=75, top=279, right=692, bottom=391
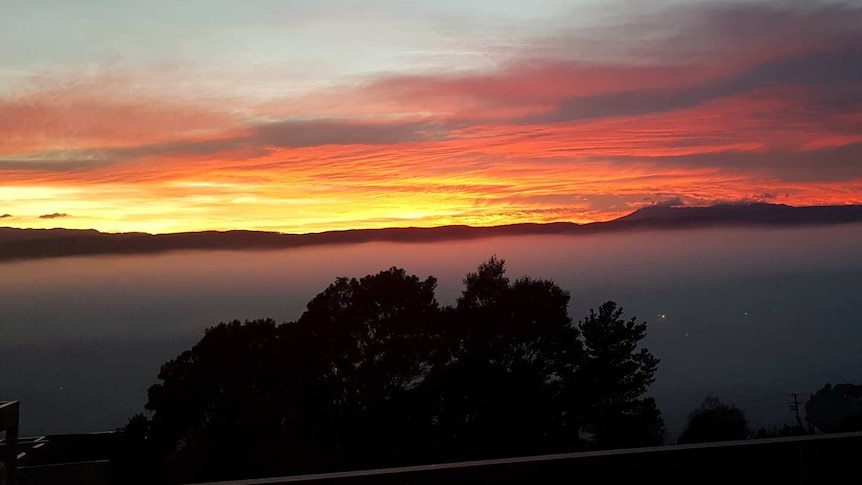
left=578, top=301, right=663, bottom=447
left=293, top=267, right=443, bottom=467
left=429, top=257, right=583, bottom=459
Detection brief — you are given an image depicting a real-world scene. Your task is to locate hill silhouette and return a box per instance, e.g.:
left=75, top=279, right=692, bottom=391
left=617, top=203, right=862, bottom=225
left=1, top=203, right=861, bottom=262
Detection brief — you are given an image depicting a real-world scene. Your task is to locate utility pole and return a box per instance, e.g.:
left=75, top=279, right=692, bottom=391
left=789, top=393, right=803, bottom=428
left=789, top=393, right=806, bottom=485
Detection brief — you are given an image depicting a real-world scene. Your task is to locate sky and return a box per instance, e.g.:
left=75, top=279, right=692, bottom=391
left=2, top=0, right=861, bottom=234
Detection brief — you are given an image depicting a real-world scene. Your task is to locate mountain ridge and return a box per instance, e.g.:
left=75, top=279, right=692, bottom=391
left=2, top=203, right=861, bottom=262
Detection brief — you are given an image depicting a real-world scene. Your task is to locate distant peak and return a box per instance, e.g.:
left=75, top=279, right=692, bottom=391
left=615, top=202, right=860, bottom=224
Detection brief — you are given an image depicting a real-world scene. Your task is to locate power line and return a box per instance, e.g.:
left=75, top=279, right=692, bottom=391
left=733, top=393, right=788, bottom=406
left=739, top=402, right=787, bottom=411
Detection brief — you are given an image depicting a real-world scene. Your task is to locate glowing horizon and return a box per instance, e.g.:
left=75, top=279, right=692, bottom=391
left=2, top=1, right=861, bottom=234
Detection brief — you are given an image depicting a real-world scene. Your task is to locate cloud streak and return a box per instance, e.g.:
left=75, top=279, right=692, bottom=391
left=38, top=213, right=70, bottom=219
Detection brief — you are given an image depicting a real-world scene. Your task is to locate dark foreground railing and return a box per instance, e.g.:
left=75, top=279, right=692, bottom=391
left=188, top=431, right=862, bottom=485
left=17, top=460, right=112, bottom=485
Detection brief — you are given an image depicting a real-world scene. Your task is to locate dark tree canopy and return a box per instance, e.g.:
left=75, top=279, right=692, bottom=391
left=429, top=257, right=584, bottom=459
left=805, top=383, right=862, bottom=434
left=290, top=268, right=444, bottom=469
left=678, top=396, right=748, bottom=444
left=578, top=301, right=663, bottom=447
left=120, top=258, right=664, bottom=483
left=143, top=319, right=284, bottom=481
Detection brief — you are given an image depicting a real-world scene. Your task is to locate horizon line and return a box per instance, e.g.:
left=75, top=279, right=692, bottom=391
left=4, top=202, right=859, bottom=237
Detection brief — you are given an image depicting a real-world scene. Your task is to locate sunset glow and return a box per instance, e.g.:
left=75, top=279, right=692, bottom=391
left=2, top=1, right=861, bottom=233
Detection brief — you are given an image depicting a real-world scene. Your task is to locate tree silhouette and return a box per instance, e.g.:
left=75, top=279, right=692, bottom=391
left=578, top=301, right=663, bottom=447
left=678, top=396, right=748, bottom=444
left=428, top=257, right=583, bottom=459
left=290, top=268, right=444, bottom=468
left=143, top=319, right=284, bottom=481
left=805, top=383, right=862, bottom=433
left=122, top=258, right=664, bottom=483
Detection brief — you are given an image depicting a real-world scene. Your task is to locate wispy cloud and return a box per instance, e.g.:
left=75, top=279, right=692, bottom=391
left=39, top=212, right=70, bottom=219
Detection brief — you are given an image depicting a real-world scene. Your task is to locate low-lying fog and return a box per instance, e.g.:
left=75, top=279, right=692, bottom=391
left=2, top=224, right=861, bottom=438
